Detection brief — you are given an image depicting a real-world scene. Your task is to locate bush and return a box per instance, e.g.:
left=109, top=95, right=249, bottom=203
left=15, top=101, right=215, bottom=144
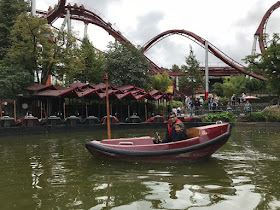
left=170, top=100, right=183, bottom=108
left=262, top=106, right=280, bottom=122
left=204, top=111, right=235, bottom=122
left=248, top=112, right=266, bottom=122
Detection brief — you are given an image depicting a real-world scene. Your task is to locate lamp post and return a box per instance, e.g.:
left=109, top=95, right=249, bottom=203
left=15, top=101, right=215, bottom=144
left=104, top=74, right=111, bottom=139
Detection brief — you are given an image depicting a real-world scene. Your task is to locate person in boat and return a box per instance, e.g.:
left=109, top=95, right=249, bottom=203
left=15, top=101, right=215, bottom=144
left=154, top=112, right=185, bottom=144
left=173, top=122, right=188, bottom=141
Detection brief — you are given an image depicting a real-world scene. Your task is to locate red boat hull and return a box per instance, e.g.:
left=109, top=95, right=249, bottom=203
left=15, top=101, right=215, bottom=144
left=86, top=123, right=232, bottom=162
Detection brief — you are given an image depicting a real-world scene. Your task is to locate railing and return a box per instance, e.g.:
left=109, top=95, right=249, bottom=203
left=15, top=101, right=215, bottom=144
left=185, top=104, right=270, bottom=116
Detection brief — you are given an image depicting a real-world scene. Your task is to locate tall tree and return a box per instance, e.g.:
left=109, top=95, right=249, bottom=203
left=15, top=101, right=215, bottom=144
left=244, top=33, right=280, bottom=98
left=0, top=0, right=30, bottom=60
left=3, top=14, right=82, bottom=85
left=72, top=38, right=106, bottom=84
left=151, top=71, right=173, bottom=92
left=179, top=47, right=204, bottom=99
left=105, top=41, right=150, bottom=89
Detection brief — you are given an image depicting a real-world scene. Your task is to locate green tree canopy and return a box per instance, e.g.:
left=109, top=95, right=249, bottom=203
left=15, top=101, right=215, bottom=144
left=244, top=33, right=280, bottom=97
left=171, top=64, right=181, bottom=72
left=179, top=47, right=204, bottom=99
left=72, top=38, right=106, bottom=84
left=3, top=14, right=83, bottom=85
left=0, top=0, right=30, bottom=59
left=212, top=82, right=224, bottom=97
left=151, top=71, right=173, bottom=92
left=0, top=65, right=33, bottom=99
left=105, top=41, right=151, bottom=89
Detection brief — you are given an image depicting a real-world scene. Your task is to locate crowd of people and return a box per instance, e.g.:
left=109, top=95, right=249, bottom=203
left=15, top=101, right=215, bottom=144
left=168, top=92, right=253, bottom=118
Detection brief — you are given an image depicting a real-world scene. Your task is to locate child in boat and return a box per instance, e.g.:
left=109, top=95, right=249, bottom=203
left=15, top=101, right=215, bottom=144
left=173, top=122, right=188, bottom=142
left=153, top=121, right=188, bottom=144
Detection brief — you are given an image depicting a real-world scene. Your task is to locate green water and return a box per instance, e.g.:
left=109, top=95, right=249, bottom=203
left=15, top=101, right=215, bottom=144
left=0, top=125, right=279, bottom=209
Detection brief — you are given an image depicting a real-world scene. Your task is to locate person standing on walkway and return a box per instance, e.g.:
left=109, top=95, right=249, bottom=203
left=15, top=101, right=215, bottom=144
left=231, top=94, right=236, bottom=108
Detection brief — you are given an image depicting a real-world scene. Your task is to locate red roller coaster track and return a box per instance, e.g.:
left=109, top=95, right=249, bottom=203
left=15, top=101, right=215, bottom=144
left=255, top=1, right=280, bottom=53
left=36, top=0, right=275, bottom=81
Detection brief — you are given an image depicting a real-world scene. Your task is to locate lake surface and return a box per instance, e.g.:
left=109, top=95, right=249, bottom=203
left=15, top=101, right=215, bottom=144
left=0, top=124, right=280, bottom=209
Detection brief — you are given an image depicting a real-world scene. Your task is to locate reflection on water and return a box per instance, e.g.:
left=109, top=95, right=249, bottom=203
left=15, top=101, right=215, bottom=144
left=0, top=125, right=279, bottom=209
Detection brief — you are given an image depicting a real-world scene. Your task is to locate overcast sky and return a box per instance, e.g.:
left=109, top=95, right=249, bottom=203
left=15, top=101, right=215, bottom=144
left=36, top=0, right=280, bottom=69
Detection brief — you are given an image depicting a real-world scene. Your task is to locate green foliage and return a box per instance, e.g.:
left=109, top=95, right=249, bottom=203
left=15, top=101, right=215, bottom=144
left=179, top=46, right=204, bottom=97
left=169, top=100, right=183, bottom=109
left=222, top=76, right=247, bottom=98
left=151, top=71, right=172, bottom=92
left=204, top=111, right=235, bottom=122
left=212, top=76, right=263, bottom=99
left=212, top=82, right=224, bottom=97
left=171, top=64, right=181, bottom=72
left=247, top=112, right=266, bottom=122
left=3, top=14, right=48, bottom=78
left=218, top=97, right=230, bottom=106
left=245, top=78, right=266, bottom=94
left=105, top=41, right=151, bottom=89
left=0, top=0, right=30, bottom=59
left=3, top=14, right=83, bottom=85
left=0, top=65, right=33, bottom=99
left=71, top=38, right=105, bottom=84
left=244, top=33, right=280, bottom=97
left=262, top=106, right=280, bottom=122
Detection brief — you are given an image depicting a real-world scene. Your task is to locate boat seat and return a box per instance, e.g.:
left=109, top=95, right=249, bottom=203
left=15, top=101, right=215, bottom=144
left=186, top=127, right=200, bottom=138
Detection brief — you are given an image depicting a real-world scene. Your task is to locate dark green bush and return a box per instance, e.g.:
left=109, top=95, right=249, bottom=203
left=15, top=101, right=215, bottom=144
left=204, top=111, right=235, bottom=122
left=248, top=112, right=266, bottom=122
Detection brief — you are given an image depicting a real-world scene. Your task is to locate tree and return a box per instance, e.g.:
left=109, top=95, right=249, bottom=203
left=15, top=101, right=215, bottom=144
left=245, top=78, right=266, bottom=95
left=3, top=14, right=83, bottom=85
left=151, top=71, right=173, bottom=92
left=222, top=76, right=247, bottom=98
left=179, top=47, right=204, bottom=99
left=72, top=38, right=106, bottom=84
left=244, top=33, right=280, bottom=97
left=0, top=0, right=30, bottom=60
left=105, top=41, right=151, bottom=89
left=0, top=65, right=33, bottom=99
left=212, top=82, right=224, bottom=97
left=171, top=64, right=181, bottom=72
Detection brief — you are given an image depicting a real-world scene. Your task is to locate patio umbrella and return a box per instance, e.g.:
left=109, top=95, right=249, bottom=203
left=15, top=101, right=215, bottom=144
left=244, top=96, right=260, bottom=100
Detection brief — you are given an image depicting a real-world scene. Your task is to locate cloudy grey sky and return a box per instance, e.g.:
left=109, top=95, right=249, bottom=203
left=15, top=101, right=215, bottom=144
left=36, top=0, right=280, bottom=68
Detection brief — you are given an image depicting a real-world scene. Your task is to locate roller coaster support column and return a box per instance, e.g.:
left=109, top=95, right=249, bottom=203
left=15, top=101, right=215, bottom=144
left=66, top=9, right=71, bottom=34
left=251, top=35, right=258, bottom=55
left=205, top=40, right=209, bottom=100
left=84, top=22, right=89, bottom=39
left=31, top=0, right=36, bottom=16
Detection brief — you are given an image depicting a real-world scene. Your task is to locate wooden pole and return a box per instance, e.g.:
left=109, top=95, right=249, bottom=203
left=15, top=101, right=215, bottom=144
left=145, top=104, right=147, bottom=121
left=86, top=101, right=88, bottom=118
left=40, top=101, right=43, bottom=120
left=63, top=102, right=66, bottom=119
left=104, top=75, right=111, bottom=139
left=0, top=100, right=2, bottom=118
left=13, top=100, right=16, bottom=122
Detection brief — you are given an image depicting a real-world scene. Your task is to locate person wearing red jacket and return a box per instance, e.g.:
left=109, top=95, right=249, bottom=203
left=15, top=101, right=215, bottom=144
left=154, top=112, right=185, bottom=143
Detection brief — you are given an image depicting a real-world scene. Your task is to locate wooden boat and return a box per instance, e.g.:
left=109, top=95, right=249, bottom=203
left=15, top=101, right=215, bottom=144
left=85, top=123, right=232, bottom=162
